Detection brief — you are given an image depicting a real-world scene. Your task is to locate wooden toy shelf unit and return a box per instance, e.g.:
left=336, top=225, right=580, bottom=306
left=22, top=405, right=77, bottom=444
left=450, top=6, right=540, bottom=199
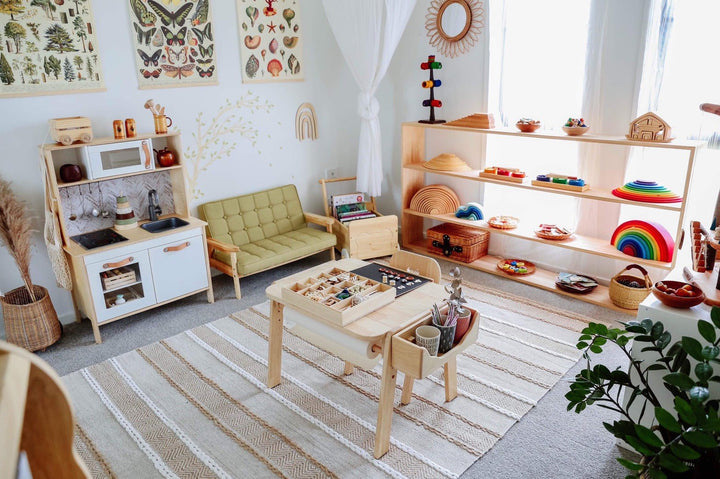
left=400, top=122, right=704, bottom=312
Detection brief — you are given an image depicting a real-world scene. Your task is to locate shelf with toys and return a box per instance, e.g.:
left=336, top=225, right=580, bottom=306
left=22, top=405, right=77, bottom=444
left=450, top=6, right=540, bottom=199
left=400, top=117, right=703, bottom=313
left=402, top=209, right=673, bottom=270
left=402, top=163, right=683, bottom=212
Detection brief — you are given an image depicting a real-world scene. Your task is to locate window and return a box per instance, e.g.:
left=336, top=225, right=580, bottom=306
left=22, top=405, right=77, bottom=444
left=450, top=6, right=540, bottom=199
left=485, top=0, right=591, bottom=226
left=633, top=0, right=720, bottom=228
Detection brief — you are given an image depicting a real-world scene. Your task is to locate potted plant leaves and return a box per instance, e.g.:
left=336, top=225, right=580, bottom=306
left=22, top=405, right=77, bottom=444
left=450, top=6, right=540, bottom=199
left=566, top=310, right=720, bottom=478
left=0, top=176, right=61, bottom=351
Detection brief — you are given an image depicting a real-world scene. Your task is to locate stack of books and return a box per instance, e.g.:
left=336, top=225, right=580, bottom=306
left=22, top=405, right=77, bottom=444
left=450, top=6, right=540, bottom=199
left=330, top=192, right=377, bottom=223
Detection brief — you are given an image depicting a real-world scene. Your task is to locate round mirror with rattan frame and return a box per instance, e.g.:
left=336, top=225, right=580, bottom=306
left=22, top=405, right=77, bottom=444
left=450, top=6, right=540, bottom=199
left=426, top=0, right=484, bottom=59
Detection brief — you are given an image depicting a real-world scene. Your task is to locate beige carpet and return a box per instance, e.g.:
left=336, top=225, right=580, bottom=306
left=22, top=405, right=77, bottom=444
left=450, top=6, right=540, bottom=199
left=64, top=277, right=598, bottom=479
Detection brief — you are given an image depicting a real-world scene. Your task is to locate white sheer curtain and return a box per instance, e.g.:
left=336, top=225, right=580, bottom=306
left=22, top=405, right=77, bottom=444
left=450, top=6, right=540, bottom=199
left=631, top=0, right=720, bottom=231
left=322, top=0, right=416, bottom=197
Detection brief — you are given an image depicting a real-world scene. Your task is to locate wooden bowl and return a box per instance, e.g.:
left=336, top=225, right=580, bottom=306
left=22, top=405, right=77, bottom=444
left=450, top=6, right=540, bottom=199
left=497, top=259, right=535, bottom=275
left=516, top=121, right=541, bottom=133
left=652, top=280, right=705, bottom=308
left=562, top=126, right=589, bottom=136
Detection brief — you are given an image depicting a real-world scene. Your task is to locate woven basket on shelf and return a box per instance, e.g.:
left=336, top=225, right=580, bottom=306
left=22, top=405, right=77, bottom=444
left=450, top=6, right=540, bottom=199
left=1, top=285, right=61, bottom=352
left=609, top=264, right=653, bottom=310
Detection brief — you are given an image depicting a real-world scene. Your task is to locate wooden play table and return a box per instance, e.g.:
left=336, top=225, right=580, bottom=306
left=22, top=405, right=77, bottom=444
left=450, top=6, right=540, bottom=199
left=265, top=258, right=479, bottom=458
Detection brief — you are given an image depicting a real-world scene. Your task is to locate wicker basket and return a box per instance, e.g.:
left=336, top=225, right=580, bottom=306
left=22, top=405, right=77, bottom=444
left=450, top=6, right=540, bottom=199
left=1, top=285, right=61, bottom=352
left=609, top=264, right=652, bottom=310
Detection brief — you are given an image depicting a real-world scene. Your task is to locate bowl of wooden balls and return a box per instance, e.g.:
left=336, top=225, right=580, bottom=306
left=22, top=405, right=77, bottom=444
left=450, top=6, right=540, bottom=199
left=562, top=117, right=589, bottom=136
left=653, top=280, right=705, bottom=308
left=516, top=118, right=541, bottom=133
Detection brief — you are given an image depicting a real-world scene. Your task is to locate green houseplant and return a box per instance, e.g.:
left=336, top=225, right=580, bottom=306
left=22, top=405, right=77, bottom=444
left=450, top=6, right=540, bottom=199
left=566, top=311, right=720, bottom=478
left=0, top=176, right=61, bottom=351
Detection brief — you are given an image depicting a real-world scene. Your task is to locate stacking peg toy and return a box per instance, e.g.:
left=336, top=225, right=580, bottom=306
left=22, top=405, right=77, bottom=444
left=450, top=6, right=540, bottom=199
left=419, top=55, right=445, bottom=124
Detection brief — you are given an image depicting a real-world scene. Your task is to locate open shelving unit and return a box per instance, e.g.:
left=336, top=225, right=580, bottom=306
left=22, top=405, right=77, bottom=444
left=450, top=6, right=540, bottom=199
left=400, top=122, right=704, bottom=313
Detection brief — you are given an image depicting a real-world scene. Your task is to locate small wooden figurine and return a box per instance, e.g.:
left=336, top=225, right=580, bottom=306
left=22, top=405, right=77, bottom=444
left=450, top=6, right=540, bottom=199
left=49, top=116, right=93, bottom=145
left=419, top=55, right=445, bottom=124
left=626, top=112, right=672, bottom=142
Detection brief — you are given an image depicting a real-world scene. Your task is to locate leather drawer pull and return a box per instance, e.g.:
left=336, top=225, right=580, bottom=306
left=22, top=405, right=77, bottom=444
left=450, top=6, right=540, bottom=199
left=164, top=241, right=190, bottom=253
left=103, top=257, right=133, bottom=269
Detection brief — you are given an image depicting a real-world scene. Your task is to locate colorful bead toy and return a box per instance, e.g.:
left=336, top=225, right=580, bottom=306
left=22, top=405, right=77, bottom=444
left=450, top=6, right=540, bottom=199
left=419, top=55, right=445, bottom=124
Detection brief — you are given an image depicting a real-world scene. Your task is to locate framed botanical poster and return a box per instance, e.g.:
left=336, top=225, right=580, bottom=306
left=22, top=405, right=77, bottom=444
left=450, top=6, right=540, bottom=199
left=0, top=0, right=105, bottom=98
left=128, top=0, right=218, bottom=88
left=236, top=0, right=303, bottom=83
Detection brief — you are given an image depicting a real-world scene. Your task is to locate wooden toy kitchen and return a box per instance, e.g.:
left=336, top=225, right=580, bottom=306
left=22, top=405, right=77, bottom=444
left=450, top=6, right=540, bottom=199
left=41, top=131, right=214, bottom=343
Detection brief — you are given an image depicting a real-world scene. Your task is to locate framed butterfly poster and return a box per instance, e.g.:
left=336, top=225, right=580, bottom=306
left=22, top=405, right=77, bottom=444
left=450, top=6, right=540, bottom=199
left=128, top=0, right=218, bottom=88
left=0, top=0, right=105, bottom=98
left=236, top=0, right=303, bottom=83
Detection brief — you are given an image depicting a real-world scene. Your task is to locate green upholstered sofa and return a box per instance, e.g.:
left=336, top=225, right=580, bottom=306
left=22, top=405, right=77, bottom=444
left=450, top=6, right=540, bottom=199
left=199, top=185, right=336, bottom=298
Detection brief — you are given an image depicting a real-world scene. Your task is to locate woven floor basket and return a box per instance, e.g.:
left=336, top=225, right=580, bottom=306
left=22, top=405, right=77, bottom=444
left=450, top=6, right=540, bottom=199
left=1, top=285, right=61, bottom=351
left=609, top=264, right=652, bottom=310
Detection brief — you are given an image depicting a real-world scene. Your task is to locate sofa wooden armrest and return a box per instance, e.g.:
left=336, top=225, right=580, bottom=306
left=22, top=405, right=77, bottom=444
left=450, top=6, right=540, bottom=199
left=206, top=238, right=241, bottom=299
left=304, top=212, right=333, bottom=232
left=207, top=237, right=240, bottom=253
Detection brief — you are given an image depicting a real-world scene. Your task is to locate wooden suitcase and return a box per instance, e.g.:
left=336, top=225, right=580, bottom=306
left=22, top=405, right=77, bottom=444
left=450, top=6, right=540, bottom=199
left=426, top=223, right=488, bottom=263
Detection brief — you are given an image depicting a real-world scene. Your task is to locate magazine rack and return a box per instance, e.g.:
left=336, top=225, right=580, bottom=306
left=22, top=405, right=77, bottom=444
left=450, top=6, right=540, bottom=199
left=319, top=176, right=398, bottom=259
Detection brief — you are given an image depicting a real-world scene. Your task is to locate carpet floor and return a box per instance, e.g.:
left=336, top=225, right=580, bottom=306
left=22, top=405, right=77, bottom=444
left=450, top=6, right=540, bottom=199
left=63, top=276, right=611, bottom=478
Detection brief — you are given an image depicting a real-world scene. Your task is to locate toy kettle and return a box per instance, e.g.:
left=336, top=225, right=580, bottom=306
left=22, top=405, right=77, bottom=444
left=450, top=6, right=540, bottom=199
left=154, top=147, right=176, bottom=167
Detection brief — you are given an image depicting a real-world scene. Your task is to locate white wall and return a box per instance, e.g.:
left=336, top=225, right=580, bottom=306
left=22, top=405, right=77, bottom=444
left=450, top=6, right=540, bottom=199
left=0, top=0, right=664, bottom=329
left=0, top=0, right=358, bottom=325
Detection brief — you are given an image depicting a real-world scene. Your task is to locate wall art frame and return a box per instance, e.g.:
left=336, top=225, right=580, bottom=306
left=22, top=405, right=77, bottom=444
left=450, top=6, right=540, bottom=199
left=127, top=0, right=218, bottom=89
left=0, top=0, right=105, bottom=98
left=236, top=0, right=303, bottom=83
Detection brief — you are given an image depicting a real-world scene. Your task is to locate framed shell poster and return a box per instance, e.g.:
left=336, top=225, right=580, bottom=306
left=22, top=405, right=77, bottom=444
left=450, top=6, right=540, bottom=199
left=128, top=0, right=218, bottom=88
left=236, top=0, right=303, bottom=83
left=0, top=0, right=105, bottom=98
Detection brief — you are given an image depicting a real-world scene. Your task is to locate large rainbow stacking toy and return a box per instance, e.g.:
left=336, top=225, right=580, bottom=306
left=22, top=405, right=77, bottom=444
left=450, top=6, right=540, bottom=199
left=610, top=220, right=675, bottom=262
left=611, top=180, right=681, bottom=203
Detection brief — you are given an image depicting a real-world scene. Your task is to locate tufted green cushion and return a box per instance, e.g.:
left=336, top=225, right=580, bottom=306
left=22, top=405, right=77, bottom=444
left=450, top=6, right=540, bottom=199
left=199, top=185, right=336, bottom=276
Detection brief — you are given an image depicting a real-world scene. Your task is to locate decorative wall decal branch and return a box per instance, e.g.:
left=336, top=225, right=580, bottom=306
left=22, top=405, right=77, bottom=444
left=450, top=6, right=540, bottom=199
left=183, top=94, right=274, bottom=200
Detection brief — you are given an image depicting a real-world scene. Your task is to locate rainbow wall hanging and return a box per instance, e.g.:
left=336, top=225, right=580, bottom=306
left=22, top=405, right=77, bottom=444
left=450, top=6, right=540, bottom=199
left=610, top=220, right=675, bottom=262
left=611, top=180, right=681, bottom=203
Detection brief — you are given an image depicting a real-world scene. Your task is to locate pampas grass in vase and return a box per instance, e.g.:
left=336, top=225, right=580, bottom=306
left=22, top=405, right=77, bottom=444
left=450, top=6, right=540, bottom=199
left=0, top=175, right=61, bottom=351
left=0, top=176, right=36, bottom=301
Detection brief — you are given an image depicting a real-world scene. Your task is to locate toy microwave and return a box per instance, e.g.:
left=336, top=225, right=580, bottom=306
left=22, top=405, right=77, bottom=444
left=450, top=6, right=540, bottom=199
left=80, top=138, right=154, bottom=180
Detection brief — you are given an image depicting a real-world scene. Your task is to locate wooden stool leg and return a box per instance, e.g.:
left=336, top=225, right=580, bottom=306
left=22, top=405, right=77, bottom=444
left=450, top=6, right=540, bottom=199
left=373, top=334, right=396, bottom=459
left=400, top=375, right=414, bottom=405
left=444, top=356, right=458, bottom=402
left=344, top=361, right=354, bottom=375
left=267, top=301, right=284, bottom=387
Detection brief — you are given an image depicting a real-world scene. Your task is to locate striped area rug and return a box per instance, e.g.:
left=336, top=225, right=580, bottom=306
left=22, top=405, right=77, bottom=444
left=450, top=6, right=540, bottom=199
left=64, top=278, right=597, bottom=479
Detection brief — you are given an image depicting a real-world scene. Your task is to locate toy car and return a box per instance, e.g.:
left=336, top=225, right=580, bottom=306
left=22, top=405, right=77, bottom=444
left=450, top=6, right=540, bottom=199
left=49, top=116, right=93, bottom=145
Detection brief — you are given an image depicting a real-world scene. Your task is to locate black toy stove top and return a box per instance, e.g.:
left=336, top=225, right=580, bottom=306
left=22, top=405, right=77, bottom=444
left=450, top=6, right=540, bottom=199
left=351, top=263, right=431, bottom=297
left=70, top=228, right=128, bottom=250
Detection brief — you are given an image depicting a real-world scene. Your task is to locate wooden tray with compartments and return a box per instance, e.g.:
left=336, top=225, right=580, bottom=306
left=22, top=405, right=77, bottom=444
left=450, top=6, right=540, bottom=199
left=281, top=267, right=396, bottom=326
